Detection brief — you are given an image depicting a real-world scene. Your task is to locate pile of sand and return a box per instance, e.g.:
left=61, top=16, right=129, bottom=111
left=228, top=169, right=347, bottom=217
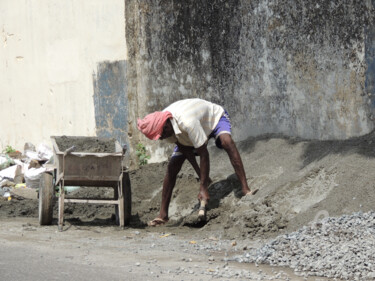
left=2, top=133, right=375, bottom=240
left=130, top=132, right=375, bottom=239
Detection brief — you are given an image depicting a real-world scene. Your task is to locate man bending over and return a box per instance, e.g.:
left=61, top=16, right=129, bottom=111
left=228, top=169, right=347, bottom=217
left=137, top=98, right=258, bottom=226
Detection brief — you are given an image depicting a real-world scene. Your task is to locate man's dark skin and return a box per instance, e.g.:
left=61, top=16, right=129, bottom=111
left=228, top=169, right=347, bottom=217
left=158, top=119, right=252, bottom=221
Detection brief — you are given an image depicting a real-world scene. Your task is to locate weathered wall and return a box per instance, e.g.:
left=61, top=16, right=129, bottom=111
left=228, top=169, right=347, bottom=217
left=1, top=1, right=375, bottom=166
left=93, top=60, right=128, bottom=145
left=0, top=0, right=127, bottom=151
left=126, top=0, right=375, bottom=163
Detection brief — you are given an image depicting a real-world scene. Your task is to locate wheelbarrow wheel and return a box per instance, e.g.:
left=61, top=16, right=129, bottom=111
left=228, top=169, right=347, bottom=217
left=39, top=172, right=54, bottom=225
left=115, top=171, right=132, bottom=226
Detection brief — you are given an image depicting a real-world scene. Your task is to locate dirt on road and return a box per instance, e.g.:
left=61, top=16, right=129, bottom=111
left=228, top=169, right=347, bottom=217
left=1, top=132, right=375, bottom=280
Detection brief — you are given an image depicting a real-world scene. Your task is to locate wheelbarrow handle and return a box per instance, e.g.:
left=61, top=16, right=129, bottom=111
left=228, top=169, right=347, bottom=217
left=63, top=146, right=76, bottom=156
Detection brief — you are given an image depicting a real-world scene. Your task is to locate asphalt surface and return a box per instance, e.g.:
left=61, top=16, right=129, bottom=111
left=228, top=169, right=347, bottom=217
left=0, top=217, right=332, bottom=281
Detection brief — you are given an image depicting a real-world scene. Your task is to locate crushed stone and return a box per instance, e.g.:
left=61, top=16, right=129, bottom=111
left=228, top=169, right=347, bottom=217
left=235, top=211, right=375, bottom=280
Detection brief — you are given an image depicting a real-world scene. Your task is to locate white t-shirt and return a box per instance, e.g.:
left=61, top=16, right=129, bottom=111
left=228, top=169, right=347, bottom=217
left=163, top=99, right=224, bottom=148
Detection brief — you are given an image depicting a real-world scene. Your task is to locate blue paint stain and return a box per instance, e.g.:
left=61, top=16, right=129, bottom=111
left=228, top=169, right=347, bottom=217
left=93, top=60, right=128, bottom=147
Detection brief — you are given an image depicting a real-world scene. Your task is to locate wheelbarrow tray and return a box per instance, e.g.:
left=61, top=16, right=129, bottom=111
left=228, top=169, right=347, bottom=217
left=51, top=136, right=123, bottom=187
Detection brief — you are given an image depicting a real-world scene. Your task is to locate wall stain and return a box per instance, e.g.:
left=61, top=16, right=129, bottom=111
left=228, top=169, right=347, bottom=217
left=93, top=60, right=128, bottom=148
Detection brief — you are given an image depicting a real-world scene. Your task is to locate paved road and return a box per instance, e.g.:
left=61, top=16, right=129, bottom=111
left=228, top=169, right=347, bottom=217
left=0, top=218, right=330, bottom=281
left=0, top=244, right=143, bottom=281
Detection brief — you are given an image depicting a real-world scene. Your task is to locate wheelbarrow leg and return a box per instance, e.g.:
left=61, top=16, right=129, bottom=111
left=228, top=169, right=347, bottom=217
left=58, top=147, right=74, bottom=231
left=58, top=181, right=65, bottom=231
left=118, top=178, right=125, bottom=228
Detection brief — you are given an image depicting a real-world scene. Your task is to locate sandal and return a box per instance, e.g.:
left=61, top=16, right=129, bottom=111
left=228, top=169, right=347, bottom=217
left=147, top=217, right=169, bottom=227
left=244, top=188, right=259, bottom=196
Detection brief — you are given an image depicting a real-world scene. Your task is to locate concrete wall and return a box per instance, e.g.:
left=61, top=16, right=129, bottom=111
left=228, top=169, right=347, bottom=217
left=1, top=1, right=375, bottom=166
left=0, top=0, right=127, bottom=152
left=126, top=0, right=375, bottom=163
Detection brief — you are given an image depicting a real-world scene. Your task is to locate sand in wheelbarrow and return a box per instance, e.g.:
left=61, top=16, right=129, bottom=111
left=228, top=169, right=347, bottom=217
left=54, top=136, right=117, bottom=153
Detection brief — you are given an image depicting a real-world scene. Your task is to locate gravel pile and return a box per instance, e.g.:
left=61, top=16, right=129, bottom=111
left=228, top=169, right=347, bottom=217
left=234, top=211, right=375, bottom=280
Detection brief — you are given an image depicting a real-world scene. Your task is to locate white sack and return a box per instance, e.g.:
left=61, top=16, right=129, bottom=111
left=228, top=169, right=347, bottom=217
left=24, top=167, right=46, bottom=189
left=0, top=165, right=22, bottom=181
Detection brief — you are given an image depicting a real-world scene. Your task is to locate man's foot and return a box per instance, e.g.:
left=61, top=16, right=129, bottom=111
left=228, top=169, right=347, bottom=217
left=147, top=217, right=169, bottom=227
left=244, top=188, right=259, bottom=196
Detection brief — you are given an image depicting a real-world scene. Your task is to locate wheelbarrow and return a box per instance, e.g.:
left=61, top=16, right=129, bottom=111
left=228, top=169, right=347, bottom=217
left=38, top=136, right=131, bottom=231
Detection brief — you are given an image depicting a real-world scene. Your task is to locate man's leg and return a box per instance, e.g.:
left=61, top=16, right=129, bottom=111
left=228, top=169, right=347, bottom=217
left=158, top=155, right=186, bottom=220
left=219, top=133, right=253, bottom=195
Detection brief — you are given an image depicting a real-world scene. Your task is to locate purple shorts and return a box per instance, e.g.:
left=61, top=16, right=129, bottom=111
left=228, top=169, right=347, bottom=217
left=172, top=111, right=231, bottom=157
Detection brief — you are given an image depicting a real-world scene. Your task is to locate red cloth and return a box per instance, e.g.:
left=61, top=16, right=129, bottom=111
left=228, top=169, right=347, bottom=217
left=137, top=111, right=172, bottom=140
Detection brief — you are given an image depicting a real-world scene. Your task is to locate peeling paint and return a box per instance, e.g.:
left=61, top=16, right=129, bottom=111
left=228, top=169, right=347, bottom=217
left=1, top=27, right=13, bottom=48
left=93, top=60, right=128, bottom=147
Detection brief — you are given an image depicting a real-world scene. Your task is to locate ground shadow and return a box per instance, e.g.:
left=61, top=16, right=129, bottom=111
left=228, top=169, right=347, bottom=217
left=294, top=129, right=375, bottom=168
left=207, top=175, right=243, bottom=208
left=128, top=213, right=148, bottom=229
left=53, top=213, right=148, bottom=230
left=182, top=174, right=241, bottom=228
left=57, top=217, right=117, bottom=227
left=236, top=130, right=375, bottom=169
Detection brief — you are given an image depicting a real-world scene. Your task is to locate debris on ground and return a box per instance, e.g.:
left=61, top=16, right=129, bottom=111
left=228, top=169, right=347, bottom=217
left=0, top=142, right=53, bottom=201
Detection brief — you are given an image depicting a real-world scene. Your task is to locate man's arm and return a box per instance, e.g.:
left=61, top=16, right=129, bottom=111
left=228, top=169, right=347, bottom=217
left=195, top=143, right=210, bottom=202
left=177, top=142, right=213, bottom=187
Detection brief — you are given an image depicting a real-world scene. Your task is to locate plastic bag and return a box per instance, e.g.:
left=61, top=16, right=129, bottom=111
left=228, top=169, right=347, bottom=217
left=37, top=143, right=53, bottom=161
left=0, top=154, right=15, bottom=171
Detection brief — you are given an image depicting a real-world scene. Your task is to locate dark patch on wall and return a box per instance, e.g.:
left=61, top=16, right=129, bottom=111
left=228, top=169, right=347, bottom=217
left=126, top=0, right=241, bottom=108
left=264, top=1, right=371, bottom=63
left=93, top=60, right=128, bottom=147
left=366, top=1, right=375, bottom=108
left=162, top=1, right=241, bottom=80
